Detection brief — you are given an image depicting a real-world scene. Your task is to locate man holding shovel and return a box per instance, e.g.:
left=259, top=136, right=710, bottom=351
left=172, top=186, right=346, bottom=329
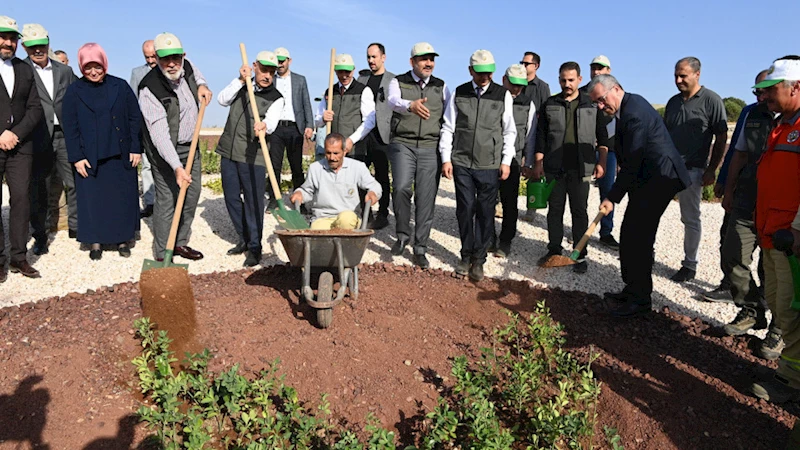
left=139, top=32, right=212, bottom=261
left=216, top=51, right=284, bottom=267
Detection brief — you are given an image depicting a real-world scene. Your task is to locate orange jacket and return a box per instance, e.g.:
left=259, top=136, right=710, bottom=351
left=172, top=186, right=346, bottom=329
left=756, top=110, right=800, bottom=249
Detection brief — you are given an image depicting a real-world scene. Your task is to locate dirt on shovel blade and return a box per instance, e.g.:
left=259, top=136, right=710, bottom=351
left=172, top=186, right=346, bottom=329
left=539, top=254, right=576, bottom=268
left=140, top=267, right=199, bottom=357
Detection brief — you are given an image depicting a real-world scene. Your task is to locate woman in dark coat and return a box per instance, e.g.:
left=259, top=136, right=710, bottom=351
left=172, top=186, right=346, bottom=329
left=61, top=43, right=142, bottom=260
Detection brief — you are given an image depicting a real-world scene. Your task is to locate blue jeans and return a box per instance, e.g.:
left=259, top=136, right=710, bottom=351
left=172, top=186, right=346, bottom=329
left=598, top=151, right=617, bottom=237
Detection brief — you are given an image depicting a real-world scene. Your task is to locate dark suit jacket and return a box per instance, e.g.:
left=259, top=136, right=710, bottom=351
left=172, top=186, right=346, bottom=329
left=61, top=75, right=141, bottom=173
left=607, top=92, right=690, bottom=203
left=26, top=57, right=78, bottom=154
left=288, top=72, right=314, bottom=135
left=357, top=69, right=395, bottom=143
left=0, top=58, right=44, bottom=155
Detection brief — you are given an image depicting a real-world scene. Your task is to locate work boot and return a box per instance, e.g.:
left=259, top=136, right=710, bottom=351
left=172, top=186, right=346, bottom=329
left=455, top=258, right=470, bottom=276
left=760, top=326, right=785, bottom=361
left=751, top=374, right=800, bottom=404
left=469, top=262, right=484, bottom=282
left=370, top=214, right=389, bottom=230
left=723, top=308, right=768, bottom=336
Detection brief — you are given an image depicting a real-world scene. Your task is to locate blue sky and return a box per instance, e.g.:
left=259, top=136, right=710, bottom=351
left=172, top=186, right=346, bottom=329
left=9, top=0, right=797, bottom=126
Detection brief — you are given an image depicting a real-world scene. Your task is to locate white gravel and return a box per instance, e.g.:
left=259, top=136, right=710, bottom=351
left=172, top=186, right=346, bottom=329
left=1, top=176, right=755, bottom=331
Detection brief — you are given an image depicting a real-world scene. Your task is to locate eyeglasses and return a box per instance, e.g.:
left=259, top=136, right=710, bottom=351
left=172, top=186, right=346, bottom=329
left=752, top=89, right=765, bottom=96
left=519, top=61, right=536, bottom=67
left=592, top=91, right=612, bottom=107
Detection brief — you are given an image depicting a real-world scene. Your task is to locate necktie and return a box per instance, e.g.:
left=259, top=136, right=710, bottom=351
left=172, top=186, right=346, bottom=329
left=339, top=85, right=345, bottom=96
left=418, top=79, right=425, bottom=89
left=476, top=87, right=482, bottom=99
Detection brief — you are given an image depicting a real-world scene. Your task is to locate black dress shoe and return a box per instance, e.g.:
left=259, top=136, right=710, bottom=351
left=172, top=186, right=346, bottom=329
left=174, top=246, right=204, bottom=260
left=140, top=204, right=154, bottom=218
left=610, top=301, right=652, bottom=318
left=32, top=239, right=49, bottom=256
left=227, top=243, right=247, bottom=255
left=670, top=267, right=696, bottom=282
left=413, top=253, right=430, bottom=269
left=9, top=260, right=41, bottom=278
left=118, top=244, right=131, bottom=258
left=391, top=238, right=409, bottom=256
left=68, top=229, right=77, bottom=239
left=243, top=250, right=261, bottom=267
left=90, top=249, right=102, bottom=260
left=370, top=215, right=389, bottom=230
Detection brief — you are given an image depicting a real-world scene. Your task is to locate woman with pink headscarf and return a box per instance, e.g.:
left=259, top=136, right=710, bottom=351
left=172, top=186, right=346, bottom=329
left=61, top=43, right=142, bottom=260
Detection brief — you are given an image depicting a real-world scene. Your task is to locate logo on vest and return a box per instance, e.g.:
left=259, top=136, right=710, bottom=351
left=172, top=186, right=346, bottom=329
left=789, top=130, right=799, bottom=143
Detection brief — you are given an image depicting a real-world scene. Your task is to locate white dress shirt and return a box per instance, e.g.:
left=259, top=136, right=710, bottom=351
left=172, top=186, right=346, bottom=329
left=439, top=82, right=517, bottom=166
left=314, top=81, right=376, bottom=144
left=274, top=72, right=295, bottom=121
left=33, top=59, right=57, bottom=125
left=387, top=71, right=453, bottom=116
left=0, top=58, right=14, bottom=98
left=217, top=77, right=284, bottom=135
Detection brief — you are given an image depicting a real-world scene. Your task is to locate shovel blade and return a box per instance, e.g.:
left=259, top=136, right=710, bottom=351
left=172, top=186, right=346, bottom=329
left=538, top=254, right=577, bottom=268
left=142, top=258, right=189, bottom=272
left=271, top=199, right=309, bottom=230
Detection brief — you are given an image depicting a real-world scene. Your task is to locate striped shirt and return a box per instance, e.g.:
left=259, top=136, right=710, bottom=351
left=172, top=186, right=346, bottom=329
left=139, top=59, right=206, bottom=170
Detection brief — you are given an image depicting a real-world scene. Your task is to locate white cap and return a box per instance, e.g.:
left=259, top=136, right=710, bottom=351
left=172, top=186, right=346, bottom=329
left=256, top=50, right=278, bottom=68
left=334, top=53, right=355, bottom=71
left=590, top=55, right=611, bottom=68
left=505, top=64, right=528, bottom=86
left=0, top=16, right=19, bottom=35
left=21, top=23, right=48, bottom=47
left=754, top=59, right=800, bottom=88
left=410, top=42, right=438, bottom=58
left=470, top=49, right=496, bottom=73
left=275, top=47, right=290, bottom=61
left=154, top=32, right=184, bottom=58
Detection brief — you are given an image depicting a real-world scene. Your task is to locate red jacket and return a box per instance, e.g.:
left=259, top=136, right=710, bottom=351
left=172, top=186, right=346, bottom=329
left=756, top=110, right=800, bottom=249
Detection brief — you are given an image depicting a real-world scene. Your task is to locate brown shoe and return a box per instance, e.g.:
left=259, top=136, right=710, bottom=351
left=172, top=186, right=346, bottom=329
left=9, top=260, right=41, bottom=278
left=174, top=246, right=204, bottom=261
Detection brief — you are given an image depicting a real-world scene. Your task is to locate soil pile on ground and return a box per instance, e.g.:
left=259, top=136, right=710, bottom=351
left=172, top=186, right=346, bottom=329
left=140, top=267, right=198, bottom=357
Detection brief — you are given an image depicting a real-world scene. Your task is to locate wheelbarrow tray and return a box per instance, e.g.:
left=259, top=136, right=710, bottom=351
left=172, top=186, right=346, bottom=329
left=276, top=229, right=374, bottom=268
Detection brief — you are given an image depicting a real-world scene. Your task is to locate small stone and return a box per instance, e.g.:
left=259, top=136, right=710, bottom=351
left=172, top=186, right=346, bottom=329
left=404, top=360, right=412, bottom=366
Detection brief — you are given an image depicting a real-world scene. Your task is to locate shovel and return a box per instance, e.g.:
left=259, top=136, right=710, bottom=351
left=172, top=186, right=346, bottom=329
left=539, top=208, right=609, bottom=268
left=239, top=43, right=308, bottom=230
left=326, top=48, right=335, bottom=134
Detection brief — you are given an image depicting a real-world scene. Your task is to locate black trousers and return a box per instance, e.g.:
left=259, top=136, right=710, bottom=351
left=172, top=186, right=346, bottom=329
left=362, top=131, right=391, bottom=217
left=497, top=159, right=521, bottom=244
left=454, top=165, right=499, bottom=264
left=620, top=177, right=683, bottom=302
left=0, top=149, right=33, bottom=265
left=718, top=211, right=731, bottom=287
left=546, top=170, right=589, bottom=258
left=268, top=124, right=305, bottom=196
left=221, top=157, right=266, bottom=253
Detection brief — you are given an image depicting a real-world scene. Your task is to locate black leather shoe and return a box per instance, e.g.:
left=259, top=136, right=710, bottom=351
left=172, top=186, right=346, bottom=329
left=32, top=239, right=49, bottom=256
left=174, top=246, right=204, bottom=260
left=227, top=243, right=247, bottom=255
left=9, top=260, right=41, bottom=278
left=0, top=266, right=7, bottom=283
left=610, top=301, right=652, bottom=318
left=140, top=204, right=154, bottom=218
left=469, top=262, right=485, bottom=282
left=391, top=238, right=409, bottom=256
left=670, top=267, right=696, bottom=282
left=243, top=250, right=261, bottom=267
left=68, top=229, right=77, bottom=239
left=118, top=244, right=131, bottom=258
left=90, top=249, right=102, bottom=260
left=413, top=253, right=430, bottom=269
left=370, top=215, right=389, bottom=230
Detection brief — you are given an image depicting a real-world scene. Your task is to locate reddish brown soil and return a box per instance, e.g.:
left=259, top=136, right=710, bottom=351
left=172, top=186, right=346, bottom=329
left=0, top=263, right=797, bottom=449
left=140, top=267, right=199, bottom=358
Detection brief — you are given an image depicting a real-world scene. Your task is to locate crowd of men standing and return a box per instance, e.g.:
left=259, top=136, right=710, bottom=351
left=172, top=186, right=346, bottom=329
left=2, top=14, right=800, bottom=404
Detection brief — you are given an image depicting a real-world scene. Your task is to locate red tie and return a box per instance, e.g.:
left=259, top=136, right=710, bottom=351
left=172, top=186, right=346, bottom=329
left=339, top=85, right=345, bottom=95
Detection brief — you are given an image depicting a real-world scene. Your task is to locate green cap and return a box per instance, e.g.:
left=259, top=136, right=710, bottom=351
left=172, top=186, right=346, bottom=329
left=0, top=16, right=20, bottom=35
left=505, top=64, right=527, bottom=86
left=21, top=24, right=48, bottom=47
left=754, top=59, right=800, bottom=89
left=334, top=53, right=355, bottom=71
left=154, top=32, right=184, bottom=58
left=275, top=47, right=290, bottom=61
left=256, top=50, right=278, bottom=68
left=470, top=49, right=495, bottom=73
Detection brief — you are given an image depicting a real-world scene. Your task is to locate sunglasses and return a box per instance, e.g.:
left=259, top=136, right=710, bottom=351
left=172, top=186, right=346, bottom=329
left=752, top=89, right=765, bottom=96
left=519, top=61, right=537, bottom=67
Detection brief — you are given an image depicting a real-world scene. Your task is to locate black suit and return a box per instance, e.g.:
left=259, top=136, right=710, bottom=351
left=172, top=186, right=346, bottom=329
left=607, top=93, right=690, bottom=302
left=0, top=57, right=44, bottom=265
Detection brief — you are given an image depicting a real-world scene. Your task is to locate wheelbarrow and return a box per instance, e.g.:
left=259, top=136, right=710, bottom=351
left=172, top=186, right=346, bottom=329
left=275, top=201, right=374, bottom=328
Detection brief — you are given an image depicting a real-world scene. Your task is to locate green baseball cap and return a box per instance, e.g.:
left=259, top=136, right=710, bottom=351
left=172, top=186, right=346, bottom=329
left=410, top=42, right=438, bottom=58
left=505, top=64, right=527, bottom=86
left=334, top=53, right=355, bottom=71
left=0, top=16, right=20, bottom=35
left=470, top=49, right=495, bottom=73
left=256, top=50, right=278, bottom=68
left=754, top=59, right=800, bottom=89
left=21, top=23, right=48, bottom=47
left=275, top=47, right=290, bottom=61
left=154, top=32, right=184, bottom=58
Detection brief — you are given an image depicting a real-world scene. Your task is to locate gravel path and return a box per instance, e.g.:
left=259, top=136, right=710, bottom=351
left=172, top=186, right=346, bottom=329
left=1, top=177, right=754, bottom=330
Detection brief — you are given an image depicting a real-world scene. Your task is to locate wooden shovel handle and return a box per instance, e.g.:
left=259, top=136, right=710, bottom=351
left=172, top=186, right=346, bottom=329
left=573, top=208, right=610, bottom=255
left=239, top=43, right=283, bottom=203
left=165, top=100, right=206, bottom=252
left=326, top=48, right=335, bottom=134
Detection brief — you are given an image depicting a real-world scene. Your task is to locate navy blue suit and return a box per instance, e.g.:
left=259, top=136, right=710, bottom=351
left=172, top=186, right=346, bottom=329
left=61, top=75, right=141, bottom=244
left=607, top=93, right=690, bottom=301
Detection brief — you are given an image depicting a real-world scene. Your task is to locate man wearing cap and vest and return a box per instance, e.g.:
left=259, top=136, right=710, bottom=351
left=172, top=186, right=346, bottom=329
left=533, top=61, right=609, bottom=274
left=579, top=55, right=618, bottom=250
left=387, top=42, right=450, bottom=269
left=138, top=32, right=212, bottom=262
left=21, top=23, right=77, bottom=256
left=270, top=47, right=314, bottom=211
left=749, top=56, right=800, bottom=403
left=0, top=15, right=44, bottom=281
left=493, top=64, right=536, bottom=258
left=440, top=49, right=516, bottom=282
left=130, top=40, right=158, bottom=219
left=216, top=51, right=284, bottom=267
left=356, top=43, right=394, bottom=230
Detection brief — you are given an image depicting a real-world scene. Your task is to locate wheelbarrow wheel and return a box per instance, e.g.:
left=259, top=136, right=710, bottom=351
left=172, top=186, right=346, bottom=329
left=316, top=271, right=334, bottom=328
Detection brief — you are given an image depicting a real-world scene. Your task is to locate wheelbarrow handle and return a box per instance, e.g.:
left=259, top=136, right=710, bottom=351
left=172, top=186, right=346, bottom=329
left=294, top=199, right=302, bottom=212
left=360, top=200, right=373, bottom=230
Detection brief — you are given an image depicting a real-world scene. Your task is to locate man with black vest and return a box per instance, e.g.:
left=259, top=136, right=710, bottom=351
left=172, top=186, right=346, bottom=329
left=440, top=50, right=516, bottom=282
left=493, top=64, right=536, bottom=258
left=0, top=15, right=44, bottom=281
left=356, top=43, right=394, bottom=230
left=387, top=42, right=449, bottom=269
left=21, top=23, right=77, bottom=255
left=139, top=32, right=212, bottom=262
left=270, top=47, right=314, bottom=211
left=216, top=51, right=284, bottom=267
left=532, top=61, right=609, bottom=274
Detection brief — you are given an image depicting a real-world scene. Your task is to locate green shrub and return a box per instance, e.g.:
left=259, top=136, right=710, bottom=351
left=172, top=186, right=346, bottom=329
left=200, top=140, right=221, bottom=175
left=202, top=178, right=223, bottom=195
left=723, top=97, right=746, bottom=122
left=656, top=107, right=666, bottom=118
